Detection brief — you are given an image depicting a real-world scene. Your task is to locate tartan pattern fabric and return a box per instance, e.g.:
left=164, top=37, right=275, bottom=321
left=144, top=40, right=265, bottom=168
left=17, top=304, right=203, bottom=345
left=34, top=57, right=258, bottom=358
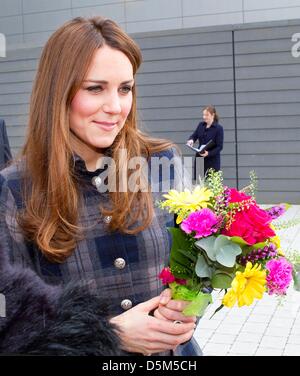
left=0, top=148, right=202, bottom=356
left=0, top=119, right=12, bottom=171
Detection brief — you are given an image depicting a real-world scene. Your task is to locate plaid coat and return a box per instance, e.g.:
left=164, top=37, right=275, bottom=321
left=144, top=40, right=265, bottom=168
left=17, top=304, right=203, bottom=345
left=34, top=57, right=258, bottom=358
left=0, top=119, right=12, bottom=171
left=0, top=148, right=202, bottom=356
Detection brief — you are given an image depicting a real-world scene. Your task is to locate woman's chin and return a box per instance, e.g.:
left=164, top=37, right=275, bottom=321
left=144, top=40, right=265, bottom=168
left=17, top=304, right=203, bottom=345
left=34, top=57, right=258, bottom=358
left=91, top=137, right=116, bottom=150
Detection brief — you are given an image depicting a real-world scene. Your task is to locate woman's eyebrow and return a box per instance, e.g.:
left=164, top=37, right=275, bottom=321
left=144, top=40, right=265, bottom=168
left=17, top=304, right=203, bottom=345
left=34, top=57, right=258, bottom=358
left=83, top=79, right=135, bottom=84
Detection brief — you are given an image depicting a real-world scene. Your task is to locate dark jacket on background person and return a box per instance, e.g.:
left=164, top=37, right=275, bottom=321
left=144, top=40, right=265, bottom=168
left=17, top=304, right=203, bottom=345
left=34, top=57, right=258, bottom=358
left=189, top=121, right=224, bottom=175
left=0, top=119, right=12, bottom=170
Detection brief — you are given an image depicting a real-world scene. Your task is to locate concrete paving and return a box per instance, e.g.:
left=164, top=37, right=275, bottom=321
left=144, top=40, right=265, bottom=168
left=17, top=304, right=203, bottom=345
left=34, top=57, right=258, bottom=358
left=194, top=205, right=300, bottom=356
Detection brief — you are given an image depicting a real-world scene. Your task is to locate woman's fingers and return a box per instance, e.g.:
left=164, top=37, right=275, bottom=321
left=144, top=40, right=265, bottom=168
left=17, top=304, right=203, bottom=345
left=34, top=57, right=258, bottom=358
left=150, top=316, right=196, bottom=335
left=138, top=295, right=162, bottom=313
left=163, top=298, right=190, bottom=311
left=153, top=307, right=168, bottom=321
left=159, top=288, right=172, bottom=305
left=146, top=328, right=196, bottom=348
left=156, top=304, right=196, bottom=323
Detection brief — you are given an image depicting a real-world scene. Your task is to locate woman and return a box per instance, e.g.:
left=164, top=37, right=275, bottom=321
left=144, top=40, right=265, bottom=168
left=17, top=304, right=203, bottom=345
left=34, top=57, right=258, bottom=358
left=187, top=106, right=224, bottom=178
left=0, top=17, right=200, bottom=356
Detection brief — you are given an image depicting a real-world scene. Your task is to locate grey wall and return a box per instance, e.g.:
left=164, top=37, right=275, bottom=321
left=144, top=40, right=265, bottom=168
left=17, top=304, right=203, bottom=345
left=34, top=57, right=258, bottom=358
left=234, top=23, right=300, bottom=204
left=2, top=0, right=300, bottom=49
left=134, top=21, right=300, bottom=204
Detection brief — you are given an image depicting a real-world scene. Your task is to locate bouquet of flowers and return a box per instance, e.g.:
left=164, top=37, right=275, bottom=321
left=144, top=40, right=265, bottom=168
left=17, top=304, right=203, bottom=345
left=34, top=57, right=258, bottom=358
left=158, top=170, right=300, bottom=317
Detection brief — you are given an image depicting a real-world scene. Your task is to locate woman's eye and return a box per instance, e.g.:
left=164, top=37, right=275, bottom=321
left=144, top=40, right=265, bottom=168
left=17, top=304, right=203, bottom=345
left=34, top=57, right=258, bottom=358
left=86, top=86, right=103, bottom=93
left=119, top=86, right=132, bottom=94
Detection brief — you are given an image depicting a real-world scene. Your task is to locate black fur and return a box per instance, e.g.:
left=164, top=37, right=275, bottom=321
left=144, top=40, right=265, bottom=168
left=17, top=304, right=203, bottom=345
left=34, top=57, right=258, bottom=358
left=0, top=244, right=125, bottom=355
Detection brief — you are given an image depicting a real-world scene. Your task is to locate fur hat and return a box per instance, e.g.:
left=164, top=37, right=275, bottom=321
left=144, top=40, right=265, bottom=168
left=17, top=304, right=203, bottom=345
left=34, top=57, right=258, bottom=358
left=0, top=243, right=125, bottom=355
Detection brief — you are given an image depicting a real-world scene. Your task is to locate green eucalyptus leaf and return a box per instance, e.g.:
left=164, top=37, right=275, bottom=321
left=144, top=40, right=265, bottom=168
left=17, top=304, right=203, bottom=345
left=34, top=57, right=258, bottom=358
left=211, top=272, right=233, bottom=289
left=214, top=234, right=231, bottom=249
left=195, top=254, right=213, bottom=278
left=195, top=236, right=217, bottom=261
left=210, top=235, right=242, bottom=267
left=216, top=244, right=242, bottom=267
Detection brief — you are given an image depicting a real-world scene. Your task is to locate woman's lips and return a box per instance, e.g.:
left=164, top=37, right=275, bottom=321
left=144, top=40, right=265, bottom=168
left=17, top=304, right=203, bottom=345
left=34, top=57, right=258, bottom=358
left=93, top=121, right=117, bottom=131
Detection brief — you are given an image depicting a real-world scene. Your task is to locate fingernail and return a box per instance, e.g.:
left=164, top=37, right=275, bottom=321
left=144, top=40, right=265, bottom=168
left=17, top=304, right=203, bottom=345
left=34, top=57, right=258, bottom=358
left=160, top=296, right=168, bottom=305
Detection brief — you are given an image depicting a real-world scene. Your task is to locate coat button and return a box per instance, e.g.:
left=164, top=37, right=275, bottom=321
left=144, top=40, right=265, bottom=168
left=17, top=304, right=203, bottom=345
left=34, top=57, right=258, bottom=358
left=121, top=299, right=132, bottom=310
left=103, top=215, right=112, bottom=224
left=91, top=176, right=102, bottom=190
left=114, top=257, right=126, bottom=269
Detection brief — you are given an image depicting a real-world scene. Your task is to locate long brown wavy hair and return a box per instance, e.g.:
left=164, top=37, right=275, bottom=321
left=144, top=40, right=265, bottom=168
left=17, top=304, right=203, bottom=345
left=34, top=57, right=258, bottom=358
left=19, top=16, right=174, bottom=263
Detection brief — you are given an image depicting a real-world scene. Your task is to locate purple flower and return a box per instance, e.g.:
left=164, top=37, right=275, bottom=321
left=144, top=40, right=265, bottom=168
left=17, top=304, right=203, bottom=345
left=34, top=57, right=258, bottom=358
left=266, top=258, right=293, bottom=295
left=265, top=204, right=286, bottom=220
left=180, top=208, right=220, bottom=239
left=238, top=243, right=278, bottom=266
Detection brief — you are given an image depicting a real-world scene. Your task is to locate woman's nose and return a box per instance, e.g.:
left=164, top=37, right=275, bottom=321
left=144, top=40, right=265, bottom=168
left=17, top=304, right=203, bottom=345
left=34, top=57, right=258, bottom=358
left=102, top=92, right=121, bottom=114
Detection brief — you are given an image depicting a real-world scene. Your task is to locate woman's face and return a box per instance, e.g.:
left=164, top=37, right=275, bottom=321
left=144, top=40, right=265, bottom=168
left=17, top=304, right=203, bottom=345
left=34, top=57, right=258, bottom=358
left=202, top=109, right=214, bottom=125
left=70, top=44, right=134, bottom=166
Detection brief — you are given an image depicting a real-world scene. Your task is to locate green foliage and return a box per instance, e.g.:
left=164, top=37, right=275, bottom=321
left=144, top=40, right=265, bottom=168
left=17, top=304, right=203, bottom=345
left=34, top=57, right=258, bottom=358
left=286, top=250, right=300, bottom=292
left=205, top=169, right=224, bottom=197
left=211, top=271, right=234, bottom=289
left=230, top=236, right=250, bottom=247
left=286, top=249, right=300, bottom=265
left=168, top=227, right=196, bottom=279
left=195, top=235, right=242, bottom=268
left=249, top=170, right=258, bottom=199
left=210, top=304, right=225, bottom=319
left=292, top=264, right=300, bottom=291
left=239, top=170, right=258, bottom=199
left=195, top=254, right=213, bottom=278
left=273, top=218, right=300, bottom=230
left=170, top=282, right=198, bottom=301
left=182, top=292, right=212, bottom=316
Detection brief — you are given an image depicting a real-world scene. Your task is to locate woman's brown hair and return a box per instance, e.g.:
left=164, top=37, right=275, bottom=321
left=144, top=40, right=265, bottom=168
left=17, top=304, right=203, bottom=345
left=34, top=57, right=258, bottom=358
left=19, top=16, right=173, bottom=263
left=203, top=106, right=219, bottom=123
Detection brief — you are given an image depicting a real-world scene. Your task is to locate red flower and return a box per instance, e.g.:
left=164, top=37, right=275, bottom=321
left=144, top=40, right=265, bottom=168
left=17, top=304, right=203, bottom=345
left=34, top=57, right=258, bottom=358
left=228, top=188, right=251, bottom=203
left=159, top=267, right=186, bottom=285
left=159, top=267, right=176, bottom=285
left=222, top=204, right=276, bottom=245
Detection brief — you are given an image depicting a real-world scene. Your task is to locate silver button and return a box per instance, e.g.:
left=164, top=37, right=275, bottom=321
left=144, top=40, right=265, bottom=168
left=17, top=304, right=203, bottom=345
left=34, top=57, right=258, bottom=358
left=121, top=299, right=132, bottom=310
left=103, top=215, right=112, bottom=224
left=91, top=176, right=102, bottom=190
left=114, top=257, right=126, bottom=269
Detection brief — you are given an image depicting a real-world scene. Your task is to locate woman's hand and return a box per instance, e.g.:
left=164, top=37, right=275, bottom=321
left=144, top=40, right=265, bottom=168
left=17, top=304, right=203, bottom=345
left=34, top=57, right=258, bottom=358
left=186, top=139, right=194, bottom=147
left=199, top=150, right=208, bottom=157
left=154, top=288, right=197, bottom=324
left=109, top=295, right=196, bottom=355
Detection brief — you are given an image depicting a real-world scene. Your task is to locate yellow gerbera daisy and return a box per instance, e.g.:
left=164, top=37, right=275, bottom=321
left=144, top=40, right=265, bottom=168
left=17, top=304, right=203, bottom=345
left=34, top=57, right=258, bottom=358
left=160, top=186, right=212, bottom=223
left=222, top=262, right=266, bottom=308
